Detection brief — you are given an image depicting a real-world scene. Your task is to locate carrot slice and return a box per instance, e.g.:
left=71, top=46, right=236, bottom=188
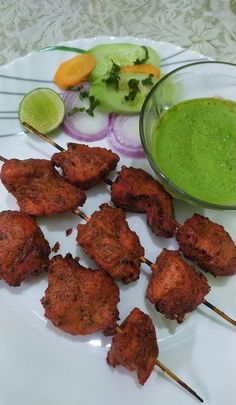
left=120, top=64, right=160, bottom=77
left=54, top=54, right=96, bottom=89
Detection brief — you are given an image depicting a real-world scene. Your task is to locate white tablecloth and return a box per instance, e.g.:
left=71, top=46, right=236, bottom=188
left=0, top=0, right=236, bottom=65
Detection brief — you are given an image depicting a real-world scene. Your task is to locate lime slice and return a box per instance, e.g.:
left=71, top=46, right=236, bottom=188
left=19, top=88, right=65, bottom=134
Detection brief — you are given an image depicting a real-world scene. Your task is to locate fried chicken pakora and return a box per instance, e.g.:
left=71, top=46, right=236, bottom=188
left=52, top=143, right=119, bottom=189
left=1, top=158, right=86, bottom=216
left=146, top=249, right=210, bottom=323
left=111, top=166, right=176, bottom=238
left=107, top=307, right=158, bottom=385
left=41, top=254, right=120, bottom=335
left=0, top=210, right=50, bottom=286
left=176, top=214, right=236, bottom=277
left=77, top=203, right=144, bottom=283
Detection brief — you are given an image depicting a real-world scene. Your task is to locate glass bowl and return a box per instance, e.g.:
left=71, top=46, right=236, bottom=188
left=140, top=61, right=236, bottom=210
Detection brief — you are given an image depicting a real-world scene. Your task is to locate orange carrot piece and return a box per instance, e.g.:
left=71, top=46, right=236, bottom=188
left=54, top=54, right=96, bottom=89
left=121, top=64, right=160, bottom=77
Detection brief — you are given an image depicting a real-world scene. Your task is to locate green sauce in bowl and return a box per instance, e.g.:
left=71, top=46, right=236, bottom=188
left=152, top=98, right=236, bottom=205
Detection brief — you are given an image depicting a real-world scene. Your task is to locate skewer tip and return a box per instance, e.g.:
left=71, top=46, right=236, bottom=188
left=203, top=299, right=236, bottom=328
left=155, top=359, right=204, bottom=403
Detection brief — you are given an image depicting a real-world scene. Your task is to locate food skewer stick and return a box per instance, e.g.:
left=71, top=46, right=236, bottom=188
left=23, top=122, right=65, bottom=152
left=0, top=154, right=235, bottom=328
left=115, top=325, right=203, bottom=403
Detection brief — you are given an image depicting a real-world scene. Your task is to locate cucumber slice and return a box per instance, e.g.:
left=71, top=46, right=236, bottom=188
left=88, top=43, right=160, bottom=81
left=89, top=72, right=160, bottom=114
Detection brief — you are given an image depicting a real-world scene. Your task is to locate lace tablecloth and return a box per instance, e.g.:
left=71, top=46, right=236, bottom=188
left=0, top=0, right=236, bottom=66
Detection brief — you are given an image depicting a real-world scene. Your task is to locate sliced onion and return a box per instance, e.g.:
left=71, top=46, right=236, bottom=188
left=62, top=83, right=109, bottom=142
left=107, top=114, right=145, bottom=158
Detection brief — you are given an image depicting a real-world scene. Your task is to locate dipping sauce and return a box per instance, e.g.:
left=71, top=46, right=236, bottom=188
left=152, top=97, right=236, bottom=205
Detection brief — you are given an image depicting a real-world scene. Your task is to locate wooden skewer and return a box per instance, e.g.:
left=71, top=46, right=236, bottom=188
left=0, top=152, right=235, bottom=328
left=23, top=122, right=65, bottom=152
left=115, top=326, right=203, bottom=402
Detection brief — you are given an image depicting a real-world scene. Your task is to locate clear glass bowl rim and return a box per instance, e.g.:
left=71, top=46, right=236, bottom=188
left=139, top=60, right=236, bottom=210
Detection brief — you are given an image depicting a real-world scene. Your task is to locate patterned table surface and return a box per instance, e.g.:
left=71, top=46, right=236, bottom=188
left=0, top=0, right=236, bottom=66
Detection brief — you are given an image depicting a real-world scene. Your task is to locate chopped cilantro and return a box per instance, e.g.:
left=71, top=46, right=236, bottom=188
left=124, top=78, right=140, bottom=102
left=133, top=46, right=149, bottom=65
left=66, top=85, right=82, bottom=91
left=79, top=90, right=89, bottom=99
left=67, top=106, right=85, bottom=116
left=102, top=60, right=121, bottom=90
left=86, top=95, right=100, bottom=117
left=141, top=74, right=154, bottom=86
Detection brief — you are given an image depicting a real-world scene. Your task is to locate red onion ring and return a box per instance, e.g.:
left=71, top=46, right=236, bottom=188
left=107, top=114, right=145, bottom=158
left=62, top=83, right=109, bottom=142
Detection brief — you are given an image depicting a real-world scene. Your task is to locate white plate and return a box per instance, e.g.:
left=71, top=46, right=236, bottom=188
left=0, top=36, right=235, bottom=405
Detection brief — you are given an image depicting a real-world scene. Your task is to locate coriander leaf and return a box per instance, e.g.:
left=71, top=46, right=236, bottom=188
left=124, top=78, right=140, bottom=102
left=67, top=106, right=85, bottom=116
left=141, top=74, right=154, bottom=86
left=102, top=60, right=121, bottom=90
left=133, top=46, right=149, bottom=65
left=66, top=85, right=82, bottom=91
left=79, top=90, right=89, bottom=99
left=86, top=95, right=100, bottom=117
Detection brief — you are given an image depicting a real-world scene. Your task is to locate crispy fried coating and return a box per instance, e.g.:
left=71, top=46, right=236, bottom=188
left=107, top=307, right=158, bottom=385
left=146, top=249, right=210, bottom=323
left=52, top=143, right=119, bottom=189
left=176, top=214, right=236, bottom=277
left=1, top=158, right=86, bottom=216
left=111, top=166, right=176, bottom=238
left=77, top=203, right=144, bottom=283
left=41, top=254, right=120, bottom=335
left=0, top=210, right=50, bottom=286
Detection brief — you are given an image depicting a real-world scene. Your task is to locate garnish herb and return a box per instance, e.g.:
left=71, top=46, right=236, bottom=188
left=141, top=74, right=154, bottom=86
left=79, top=90, right=89, bottom=99
left=124, top=78, right=140, bottom=102
left=102, top=60, right=121, bottom=90
left=133, top=46, right=149, bottom=65
left=68, top=106, right=85, bottom=116
left=86, top=95, right=101, bottom=117
left=66, top=85, right=82, bottom=91
left=68, top=96, right=100, bottom=117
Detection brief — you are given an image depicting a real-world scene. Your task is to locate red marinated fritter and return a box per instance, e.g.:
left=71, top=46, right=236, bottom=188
left=0, top=158, right=86, bottom=216
left=0, top=210, right=50, bottom=286
left=107, top=307, right=158, bottom=385
left=52, top=143, right=119, bottom=189
left=41, top=254, right=120, bottom=335
left=146, top=249, right=210, bottom=323
left=176, top=214, right=236, bottom=277
left=111, top=166, right=176, bottom=238
left=77, top=203, right=144, bottom=283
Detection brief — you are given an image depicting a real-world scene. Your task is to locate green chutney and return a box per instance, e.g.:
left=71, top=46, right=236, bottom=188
left=152, top=97, right=236, bottom=205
